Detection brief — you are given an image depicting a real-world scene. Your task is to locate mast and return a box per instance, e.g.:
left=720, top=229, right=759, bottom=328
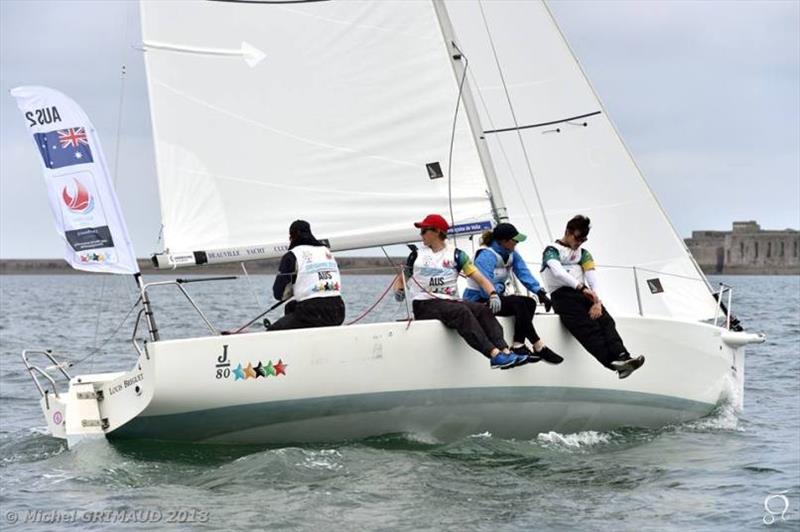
left=431, top=0, right=508, bottom=224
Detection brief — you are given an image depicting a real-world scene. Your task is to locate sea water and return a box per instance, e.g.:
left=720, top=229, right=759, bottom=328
left=0, top=274, right=797, bottom=531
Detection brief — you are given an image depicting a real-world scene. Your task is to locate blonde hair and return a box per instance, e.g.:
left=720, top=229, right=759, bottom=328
left=480, top=230, right=493, bottom=247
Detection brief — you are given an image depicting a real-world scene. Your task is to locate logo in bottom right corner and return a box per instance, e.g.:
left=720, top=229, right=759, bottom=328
left=763, top=490, right=792, bottom=525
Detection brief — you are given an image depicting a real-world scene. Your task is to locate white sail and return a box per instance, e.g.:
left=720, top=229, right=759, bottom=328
left=445, top=0, right=719, bottom=321
left=140, top=0, right=494, bottom=266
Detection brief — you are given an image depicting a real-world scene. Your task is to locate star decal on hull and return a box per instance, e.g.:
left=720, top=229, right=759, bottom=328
left=223, top=359, right=287, bottom=382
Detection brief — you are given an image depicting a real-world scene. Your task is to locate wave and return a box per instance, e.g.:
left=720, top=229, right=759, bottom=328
left=535, top=430, right=613, bottom=449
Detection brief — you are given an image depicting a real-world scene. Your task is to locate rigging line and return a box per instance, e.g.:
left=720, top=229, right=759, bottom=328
left=522, top=260, right=709, bottom=283
left=446, top=42, right=470, bottom=250
left=477, top=0, right=553, bottom=242
left=240, top=262, right=264, bottom=308
left=466, top=64, right=545, bottom=249
left=345, top=276, right=395, bottom=326
left=539, top=3, right=714, bottom=298
left=380, top=246, right=412, bottom=321
left=483, top=111, right=602, bottom=135
left=91, top=8, right=132, bottom=372
left=72, top=297, right=142, bottom=368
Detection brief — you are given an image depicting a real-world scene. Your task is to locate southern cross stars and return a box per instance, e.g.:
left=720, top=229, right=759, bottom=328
left=233, top=359, right=288, bottom=380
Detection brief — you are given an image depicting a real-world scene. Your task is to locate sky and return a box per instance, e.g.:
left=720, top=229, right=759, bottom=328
left=0, top=0, right=798, bottom=259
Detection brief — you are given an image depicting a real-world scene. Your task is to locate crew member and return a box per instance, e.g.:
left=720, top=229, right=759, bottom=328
left=393, top=214, right=528, bottom=369
left=269, top=220, right=345, bottom=330
left=463, top=222, right=563, bottom=365
left=541, top=215, right=645, bottom=378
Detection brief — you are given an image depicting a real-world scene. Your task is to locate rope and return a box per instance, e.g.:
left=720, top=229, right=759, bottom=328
left=345, top=276, right=397, bottom=326
left=240, top=262, right=264, bottom=308
left=72, top=298, right=141, bottom=368
left=446, top=41, right=470, bottom=248
left=477, top=0, right=553, bottom=241
left=90, top=20, right=131, bottom=370
left=466, top=60, right=545, bottom=249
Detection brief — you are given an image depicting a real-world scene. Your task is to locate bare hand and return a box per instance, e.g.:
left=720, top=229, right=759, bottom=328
left=582, top=288, right=597, bottom=302
left=589, top=302, right=603, bottom=320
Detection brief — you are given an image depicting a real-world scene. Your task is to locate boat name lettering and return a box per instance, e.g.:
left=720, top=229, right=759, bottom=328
left=273, top=244, right=289, bottom=252
left=124, top=373, right=144, bottom=388
left=245, top=247, right=266, bottom=256
left=25, top=106, right=62, bottom=127
left=208, top=250, right=240, bottom=259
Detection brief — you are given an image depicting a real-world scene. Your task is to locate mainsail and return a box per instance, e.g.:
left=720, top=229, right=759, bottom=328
left=140, top=0, right=718, bottom=322
left=140, top=0, right=494, bottom=267
left=446, top=0, right=719, bottom=321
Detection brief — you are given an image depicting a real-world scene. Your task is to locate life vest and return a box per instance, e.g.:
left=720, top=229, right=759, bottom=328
left=290, top=245, right=342, bottom=302
left=464, top=246, right=513, bottom=293
left=407, top=243, right=461, bottom=301
left=540, top=241, right=594, bottom=290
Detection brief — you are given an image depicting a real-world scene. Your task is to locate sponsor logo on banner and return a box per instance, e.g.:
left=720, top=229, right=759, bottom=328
left=11, top=86, right=139, bottom=274
left=449, top=220, right=493, bottom=235
left=64, top=226, right=115, bottom=252
left=61, top=178, right=94, bottom=214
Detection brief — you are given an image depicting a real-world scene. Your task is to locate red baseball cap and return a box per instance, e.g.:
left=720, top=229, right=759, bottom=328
left=413, top=214, right=449, bottom=233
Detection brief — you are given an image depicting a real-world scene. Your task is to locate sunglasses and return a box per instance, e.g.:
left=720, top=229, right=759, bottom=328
left=420, top=227, right=436, bottom=235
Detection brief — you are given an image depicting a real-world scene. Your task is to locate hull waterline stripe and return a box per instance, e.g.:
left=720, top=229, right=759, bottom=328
left=483, top=110, right=603, bottom=135
left=111, top=385, right=714, bottom=442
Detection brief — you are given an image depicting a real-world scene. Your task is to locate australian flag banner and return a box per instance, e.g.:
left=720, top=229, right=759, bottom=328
left=10, top=86, right=139, bottom=275
left=35, top=127, right=94, bottom=169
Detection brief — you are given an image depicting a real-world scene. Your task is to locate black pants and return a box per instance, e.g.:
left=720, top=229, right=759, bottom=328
left=474, top=294, right=540, bottom=345
left=268, top=296, right=345, bottom=331
left=551, top=287, right=627, bottom=368
left=413, top=299, right=508, bottom=357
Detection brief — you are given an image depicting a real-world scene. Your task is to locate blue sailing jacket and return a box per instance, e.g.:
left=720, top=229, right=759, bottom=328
left=462, top=241, right=542, bottom=301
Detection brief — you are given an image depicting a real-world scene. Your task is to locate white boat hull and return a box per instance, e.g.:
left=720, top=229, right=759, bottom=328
left=40, top=315, right=749, bottom=445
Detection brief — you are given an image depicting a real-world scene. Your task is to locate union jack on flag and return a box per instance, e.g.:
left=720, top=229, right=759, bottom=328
left=34, top=126, right=93, bottom=169
left=58, top=128, right=89, bottom=149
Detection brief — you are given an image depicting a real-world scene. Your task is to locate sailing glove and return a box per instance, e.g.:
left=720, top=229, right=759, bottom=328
left=489, top=293, right=502, bottom=314
left=537, top=289, right=552, bottom=312
left=394, top=289, right=405, bottom=302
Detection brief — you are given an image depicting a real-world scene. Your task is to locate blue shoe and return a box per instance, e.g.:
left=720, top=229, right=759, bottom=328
left=490, top=352, right=526, bottom=369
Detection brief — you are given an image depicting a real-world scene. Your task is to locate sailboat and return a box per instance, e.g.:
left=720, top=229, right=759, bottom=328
left=18, top=0, right=764, bottom=447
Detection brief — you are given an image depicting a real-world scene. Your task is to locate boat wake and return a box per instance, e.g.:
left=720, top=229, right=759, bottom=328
left=535, top=430, right=613, bottom=450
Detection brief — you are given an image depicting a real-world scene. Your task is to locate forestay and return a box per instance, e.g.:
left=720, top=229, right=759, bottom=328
left=446, top=0, right=719, bottom=321
left=140, top=0, right=493, bottom=267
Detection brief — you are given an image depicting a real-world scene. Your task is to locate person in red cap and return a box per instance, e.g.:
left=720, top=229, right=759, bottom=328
left=392, top=214, right=528, bottom=369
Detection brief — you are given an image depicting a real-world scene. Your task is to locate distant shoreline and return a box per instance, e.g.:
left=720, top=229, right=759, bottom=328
left=0, top=258, right=403, bottom=276
left=1, top=258, right=795, bottom=276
